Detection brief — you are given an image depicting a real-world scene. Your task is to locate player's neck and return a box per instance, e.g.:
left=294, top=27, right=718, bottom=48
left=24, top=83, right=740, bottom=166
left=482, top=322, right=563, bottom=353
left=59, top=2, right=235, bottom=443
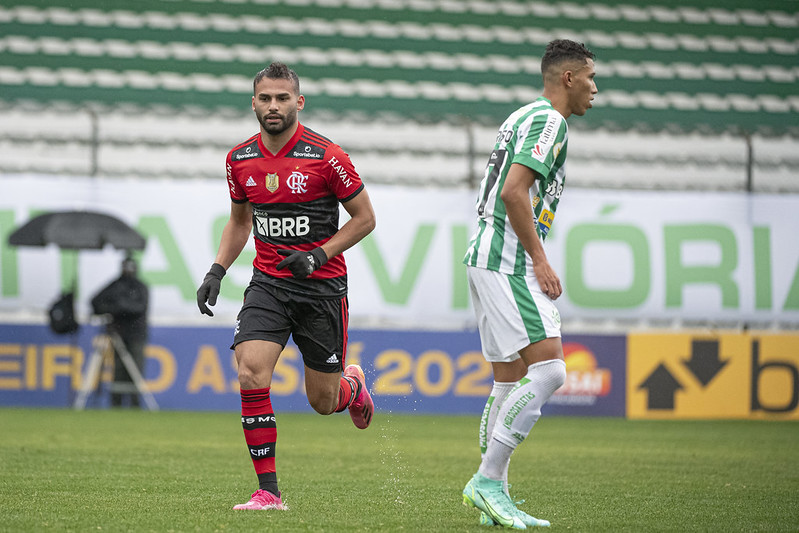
left=259, top=122, right=300, bottom=155
left=541, top=89, right=571, bottom=120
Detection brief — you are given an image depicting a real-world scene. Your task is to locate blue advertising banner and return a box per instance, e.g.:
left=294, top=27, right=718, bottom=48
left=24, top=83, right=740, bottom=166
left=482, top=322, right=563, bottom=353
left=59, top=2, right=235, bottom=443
left=546, top=335, right=626, bottom=416
left=0, top=324, right=626, bottom=416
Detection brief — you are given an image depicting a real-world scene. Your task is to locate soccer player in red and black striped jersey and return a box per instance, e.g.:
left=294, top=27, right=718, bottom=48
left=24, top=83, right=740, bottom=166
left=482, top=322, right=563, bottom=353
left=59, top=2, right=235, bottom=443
left=196, top=62, right=376, bottom=511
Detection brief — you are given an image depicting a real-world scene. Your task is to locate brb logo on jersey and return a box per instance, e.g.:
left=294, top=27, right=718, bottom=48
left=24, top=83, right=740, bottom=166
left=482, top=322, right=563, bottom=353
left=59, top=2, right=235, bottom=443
left=253, top=207, right=310, bottom=239
left=287, top=171, right=308, bottom=194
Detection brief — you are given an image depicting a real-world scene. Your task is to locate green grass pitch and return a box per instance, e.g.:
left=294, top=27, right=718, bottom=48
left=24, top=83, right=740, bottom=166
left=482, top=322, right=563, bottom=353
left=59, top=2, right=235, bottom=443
left=1, top=408, right=797, bottom=532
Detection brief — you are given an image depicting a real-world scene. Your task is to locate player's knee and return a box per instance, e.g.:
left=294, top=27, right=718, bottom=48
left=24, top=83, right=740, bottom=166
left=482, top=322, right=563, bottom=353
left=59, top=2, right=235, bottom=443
left=545, top=359, right=567, bottom=395
left=310, top=403, right=336, bottom=416
left=237, top=366, right=267, bottom=390
left=553, top=360, right=567, bottom=389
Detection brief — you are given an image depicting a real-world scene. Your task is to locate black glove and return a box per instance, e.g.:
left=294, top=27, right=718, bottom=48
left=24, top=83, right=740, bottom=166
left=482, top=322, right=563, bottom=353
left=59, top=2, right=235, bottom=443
left=276, top=248, right=328, bottom=279
left=197, top=263, right=226, bottom=316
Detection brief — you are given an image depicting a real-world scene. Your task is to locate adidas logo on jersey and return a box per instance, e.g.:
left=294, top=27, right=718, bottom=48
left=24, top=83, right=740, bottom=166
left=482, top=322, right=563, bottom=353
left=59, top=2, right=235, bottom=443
left=326, top=354, right=339, bottom=364
left=246, top=176, right=257, bottom=187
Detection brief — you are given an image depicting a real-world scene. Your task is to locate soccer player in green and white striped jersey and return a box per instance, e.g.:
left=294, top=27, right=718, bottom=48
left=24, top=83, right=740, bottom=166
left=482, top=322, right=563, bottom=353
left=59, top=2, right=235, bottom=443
left=462, top=40, right=597, bottom=529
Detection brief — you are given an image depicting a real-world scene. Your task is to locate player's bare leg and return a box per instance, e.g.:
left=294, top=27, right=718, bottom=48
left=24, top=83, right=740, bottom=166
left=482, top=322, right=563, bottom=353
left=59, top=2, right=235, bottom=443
left=305, top=366, right=346, bottom=415
left=304, top=364, right=373, bottom=429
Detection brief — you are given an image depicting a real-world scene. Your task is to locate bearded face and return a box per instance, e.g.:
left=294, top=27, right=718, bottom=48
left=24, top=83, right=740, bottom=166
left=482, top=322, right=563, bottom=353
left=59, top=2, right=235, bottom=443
left=252, top=77, right=304, bottom=137
left=255, top=103, right=298, bottom=135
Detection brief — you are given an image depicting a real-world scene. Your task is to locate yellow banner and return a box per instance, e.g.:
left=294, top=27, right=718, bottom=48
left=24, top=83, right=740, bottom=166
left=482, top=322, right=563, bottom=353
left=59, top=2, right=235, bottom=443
left=627, top=333, right=799, bottom=420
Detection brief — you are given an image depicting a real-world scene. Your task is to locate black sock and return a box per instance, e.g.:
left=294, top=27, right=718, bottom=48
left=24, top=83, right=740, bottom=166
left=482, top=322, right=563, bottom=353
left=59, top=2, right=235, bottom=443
left=257, top=472, right=279, bottom=496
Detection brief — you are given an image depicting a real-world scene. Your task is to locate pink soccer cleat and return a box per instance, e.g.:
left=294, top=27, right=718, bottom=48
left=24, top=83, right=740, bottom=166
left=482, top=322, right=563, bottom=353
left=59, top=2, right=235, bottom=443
left=343, top=364, right=374, bottom=429
left=232, top=489, right=286, bottom=510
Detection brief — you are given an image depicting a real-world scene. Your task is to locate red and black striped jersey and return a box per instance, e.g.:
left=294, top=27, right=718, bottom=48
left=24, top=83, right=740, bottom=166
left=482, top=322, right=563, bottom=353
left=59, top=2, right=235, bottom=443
left=225, top=123, right=364, bottom=297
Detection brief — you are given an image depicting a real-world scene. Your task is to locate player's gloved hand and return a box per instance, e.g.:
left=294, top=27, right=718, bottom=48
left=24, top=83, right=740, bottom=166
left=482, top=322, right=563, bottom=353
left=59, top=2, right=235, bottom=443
left=197, top=263, right=226, bottom=316
left=276, top=248, right=328, bottom=279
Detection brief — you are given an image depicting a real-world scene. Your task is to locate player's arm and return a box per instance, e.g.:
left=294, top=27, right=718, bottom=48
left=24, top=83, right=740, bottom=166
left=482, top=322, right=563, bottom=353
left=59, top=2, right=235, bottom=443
left=276, top=189, right=375, bottom=279
left=197, top=200, right=252, bottom=316
left=276, top=188, right=376, bottom=279
left=322, top=188, right=376, bottom=259
left=214, top=200, right=253, bottom=270
left=500, top=163, right=562, bottom=300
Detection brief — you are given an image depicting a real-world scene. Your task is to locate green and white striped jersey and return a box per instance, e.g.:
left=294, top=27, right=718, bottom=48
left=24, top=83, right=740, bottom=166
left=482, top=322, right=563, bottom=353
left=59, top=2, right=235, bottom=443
left=464, top=97, right=568, bottom=276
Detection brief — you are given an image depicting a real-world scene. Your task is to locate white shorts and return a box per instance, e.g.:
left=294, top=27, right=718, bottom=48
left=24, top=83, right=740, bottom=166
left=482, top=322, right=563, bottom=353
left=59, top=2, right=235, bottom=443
left=467, top=265, right=561, bottom=363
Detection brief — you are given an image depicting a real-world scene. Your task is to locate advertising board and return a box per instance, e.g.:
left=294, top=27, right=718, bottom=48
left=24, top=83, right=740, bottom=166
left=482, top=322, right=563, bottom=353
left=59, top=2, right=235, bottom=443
left=1, top=176, right=797, bottom=327
left=0, top=324, right=626, bottom=416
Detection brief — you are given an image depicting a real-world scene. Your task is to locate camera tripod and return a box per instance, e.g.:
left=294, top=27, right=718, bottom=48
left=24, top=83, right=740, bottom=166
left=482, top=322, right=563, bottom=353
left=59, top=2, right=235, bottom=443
left=73, top=326, right=159, bottom=411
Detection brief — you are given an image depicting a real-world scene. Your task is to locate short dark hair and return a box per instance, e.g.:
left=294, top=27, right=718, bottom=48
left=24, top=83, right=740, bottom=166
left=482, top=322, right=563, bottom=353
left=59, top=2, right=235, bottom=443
left=253, top=62, right=300, bottom=95
left=541, top=40, right=595, bottom=79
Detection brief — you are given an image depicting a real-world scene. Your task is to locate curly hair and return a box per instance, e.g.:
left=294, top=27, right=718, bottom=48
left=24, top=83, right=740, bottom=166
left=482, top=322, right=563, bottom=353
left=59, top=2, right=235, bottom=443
left=253, top=62, right=300, bottom=95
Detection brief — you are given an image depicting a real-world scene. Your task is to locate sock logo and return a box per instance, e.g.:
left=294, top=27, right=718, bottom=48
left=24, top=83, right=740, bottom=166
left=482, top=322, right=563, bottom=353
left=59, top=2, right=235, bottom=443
left=242, top=415, right=276, bottom=429
left=248, top=442, right=275, bottom=458
left=502, top=391, right=536, bottom=431
left=479, top=396, right=495, bottom=455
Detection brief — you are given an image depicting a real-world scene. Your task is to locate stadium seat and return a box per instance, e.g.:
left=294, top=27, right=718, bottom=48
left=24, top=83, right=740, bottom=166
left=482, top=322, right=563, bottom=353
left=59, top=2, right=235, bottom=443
left=0, top=0, right=796, bottom=190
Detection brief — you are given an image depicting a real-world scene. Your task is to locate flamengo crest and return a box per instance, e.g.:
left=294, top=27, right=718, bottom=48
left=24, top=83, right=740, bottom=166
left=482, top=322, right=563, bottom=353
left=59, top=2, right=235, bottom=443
left=287, top=171, right=309, bottom=193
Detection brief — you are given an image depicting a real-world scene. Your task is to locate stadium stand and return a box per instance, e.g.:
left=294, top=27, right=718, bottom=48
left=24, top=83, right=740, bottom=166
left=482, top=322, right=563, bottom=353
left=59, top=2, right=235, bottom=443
left=0, top=0, right=797, bottom=190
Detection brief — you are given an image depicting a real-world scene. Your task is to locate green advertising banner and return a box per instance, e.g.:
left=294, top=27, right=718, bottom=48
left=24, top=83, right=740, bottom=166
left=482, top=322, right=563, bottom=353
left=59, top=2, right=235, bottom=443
left=1, top=176, right=797, bottom=327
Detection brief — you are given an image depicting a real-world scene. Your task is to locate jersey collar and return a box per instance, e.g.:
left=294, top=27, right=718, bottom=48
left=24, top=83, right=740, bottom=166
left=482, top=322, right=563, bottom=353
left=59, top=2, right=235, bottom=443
left=257, top=123, right=305, bottom=158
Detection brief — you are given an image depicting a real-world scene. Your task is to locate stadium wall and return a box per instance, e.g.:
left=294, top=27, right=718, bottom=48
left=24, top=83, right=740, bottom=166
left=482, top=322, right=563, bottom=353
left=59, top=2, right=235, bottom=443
left=1, top=175, right=798, bottom=419
left=0, top=323, right=797, bottom=420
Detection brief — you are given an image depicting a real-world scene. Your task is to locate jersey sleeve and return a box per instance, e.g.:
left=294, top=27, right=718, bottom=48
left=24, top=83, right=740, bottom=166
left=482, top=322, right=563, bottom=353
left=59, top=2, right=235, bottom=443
left=323, top=144, right=364, bottom=202
left=225, top=152, right=248, bottom=203
left=513, top=111, right=567, bottom=178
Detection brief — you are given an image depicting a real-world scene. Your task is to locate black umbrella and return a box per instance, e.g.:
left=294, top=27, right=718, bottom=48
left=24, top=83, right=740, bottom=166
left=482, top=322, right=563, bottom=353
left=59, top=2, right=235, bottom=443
left=8, top=211, right=145, bottom=250
left=9, top=210, right=147, bottom=339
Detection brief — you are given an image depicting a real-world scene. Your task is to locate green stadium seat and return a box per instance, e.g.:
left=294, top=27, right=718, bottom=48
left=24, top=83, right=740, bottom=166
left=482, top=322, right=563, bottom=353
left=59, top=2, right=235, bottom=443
left=0, top=0, right=796, bottom=189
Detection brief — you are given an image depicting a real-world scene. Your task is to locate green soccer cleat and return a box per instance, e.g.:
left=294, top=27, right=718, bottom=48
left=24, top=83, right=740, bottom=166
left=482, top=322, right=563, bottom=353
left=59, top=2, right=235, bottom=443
left=479, top=511, right=495, bottom=526
left=478, top=492, right=551, bottom=528
left=516, top=509, right=550, bottom=528
left=463, top=473, right=526, bottom=530
left=480, top=510, right=551, bottom=528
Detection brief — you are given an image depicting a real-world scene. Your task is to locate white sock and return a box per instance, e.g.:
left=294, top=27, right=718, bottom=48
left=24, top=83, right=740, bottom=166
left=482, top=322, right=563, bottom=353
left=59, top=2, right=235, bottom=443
left=479, top=381, right=516, bottom=456
left=479, top=438, right=514, bottom=480
left=479, top=359, right=567, bottom=481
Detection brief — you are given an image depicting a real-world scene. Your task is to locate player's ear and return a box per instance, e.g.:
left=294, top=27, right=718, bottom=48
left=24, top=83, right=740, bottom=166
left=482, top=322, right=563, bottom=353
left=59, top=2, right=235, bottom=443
left=251, top=95, right=256, bottom=111
left=562, top=69, right=573, bottom=88
left=297, top=94, right=305, bottom=111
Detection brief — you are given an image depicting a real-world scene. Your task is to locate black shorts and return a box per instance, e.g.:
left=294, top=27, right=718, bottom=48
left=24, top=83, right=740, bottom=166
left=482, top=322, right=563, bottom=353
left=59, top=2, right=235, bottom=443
left=232, top=280, right=349, bottom=374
